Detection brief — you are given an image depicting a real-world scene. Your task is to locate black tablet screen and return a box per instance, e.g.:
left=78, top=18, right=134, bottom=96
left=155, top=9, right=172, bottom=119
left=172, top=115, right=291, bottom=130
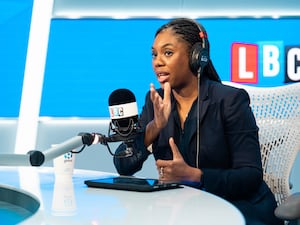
left=84, top=176, right=182, bottom=192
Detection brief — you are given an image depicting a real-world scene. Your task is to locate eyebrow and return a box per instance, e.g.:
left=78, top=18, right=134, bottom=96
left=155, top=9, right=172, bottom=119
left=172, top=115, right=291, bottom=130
left=151, top=43, right=174, bottom=50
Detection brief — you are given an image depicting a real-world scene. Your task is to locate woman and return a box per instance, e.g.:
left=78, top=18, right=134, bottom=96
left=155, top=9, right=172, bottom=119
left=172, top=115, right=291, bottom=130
left=113, top=18, right=283, bottom=225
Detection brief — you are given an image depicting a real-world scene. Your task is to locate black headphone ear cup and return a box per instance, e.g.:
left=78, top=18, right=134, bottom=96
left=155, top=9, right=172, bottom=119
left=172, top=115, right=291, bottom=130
left=189, top=42, right=210, bottom=75
left=189, top=42, right=202, bottom=75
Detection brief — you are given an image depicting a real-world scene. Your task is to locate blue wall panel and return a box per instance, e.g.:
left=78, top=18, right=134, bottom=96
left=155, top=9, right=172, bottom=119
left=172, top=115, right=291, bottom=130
left=0, top=0, right=33, bottom=117
left=41, top=18, right=300, bottom=117
left=0, top=14, right=299, bottom=117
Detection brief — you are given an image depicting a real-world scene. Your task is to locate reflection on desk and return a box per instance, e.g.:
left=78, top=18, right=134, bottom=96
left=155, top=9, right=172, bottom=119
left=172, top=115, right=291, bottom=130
left=0, top=167, right=245, bottom=225
left=52, top=176, right=77, bottom=216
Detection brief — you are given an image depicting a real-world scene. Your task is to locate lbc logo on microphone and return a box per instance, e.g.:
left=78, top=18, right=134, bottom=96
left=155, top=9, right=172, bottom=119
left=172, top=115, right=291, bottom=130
left=231, top=41, right=300, bottom=85
left=110, top=106, right=124, bottom=118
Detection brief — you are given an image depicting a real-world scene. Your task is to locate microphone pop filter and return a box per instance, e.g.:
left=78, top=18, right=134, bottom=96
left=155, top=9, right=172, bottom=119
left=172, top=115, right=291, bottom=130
left=108, top=89, right=138, bottom=130
left=109, top=88, right=136, bottom=105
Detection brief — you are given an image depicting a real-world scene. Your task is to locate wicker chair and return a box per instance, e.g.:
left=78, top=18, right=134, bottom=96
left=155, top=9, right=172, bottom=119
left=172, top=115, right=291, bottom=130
left=223, top=81, right=300, bottom=224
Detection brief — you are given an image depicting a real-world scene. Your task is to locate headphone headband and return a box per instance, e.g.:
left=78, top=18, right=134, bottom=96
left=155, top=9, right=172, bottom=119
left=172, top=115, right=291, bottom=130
left=189, top=20, right=210, bottom=75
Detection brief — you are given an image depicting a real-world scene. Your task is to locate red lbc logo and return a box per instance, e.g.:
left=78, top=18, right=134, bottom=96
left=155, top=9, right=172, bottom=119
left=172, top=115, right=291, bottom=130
left=231, top=42, right=300, bottom=84
left=231, top=43, right=258, bottom=83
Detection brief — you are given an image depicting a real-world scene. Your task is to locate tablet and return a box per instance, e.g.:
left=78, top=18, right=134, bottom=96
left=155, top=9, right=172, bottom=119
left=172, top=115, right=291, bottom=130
left=84, top=176, right=182, bottom=192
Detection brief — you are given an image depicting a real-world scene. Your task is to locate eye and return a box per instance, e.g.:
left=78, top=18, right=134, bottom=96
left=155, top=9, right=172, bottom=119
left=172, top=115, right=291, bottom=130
left=164, top=50, right=173, bottom=57
left=151, top=51, right=157, bottom=59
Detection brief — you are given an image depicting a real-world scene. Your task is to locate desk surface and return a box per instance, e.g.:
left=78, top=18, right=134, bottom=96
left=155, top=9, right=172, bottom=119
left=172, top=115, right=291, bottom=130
left=0, top=167, right=245, bottom=225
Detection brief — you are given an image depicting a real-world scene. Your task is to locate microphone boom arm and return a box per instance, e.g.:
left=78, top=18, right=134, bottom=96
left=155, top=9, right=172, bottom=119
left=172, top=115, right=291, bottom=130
left=0, top=132, right=95, bottom=167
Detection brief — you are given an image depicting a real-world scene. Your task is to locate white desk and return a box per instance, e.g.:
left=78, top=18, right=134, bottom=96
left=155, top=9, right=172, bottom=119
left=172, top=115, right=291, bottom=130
left=0, top=167, right=245, bottom=225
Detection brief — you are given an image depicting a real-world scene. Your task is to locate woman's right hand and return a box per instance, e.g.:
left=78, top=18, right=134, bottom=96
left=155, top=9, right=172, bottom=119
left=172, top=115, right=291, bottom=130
left=150, top=82, right=171, bottom=129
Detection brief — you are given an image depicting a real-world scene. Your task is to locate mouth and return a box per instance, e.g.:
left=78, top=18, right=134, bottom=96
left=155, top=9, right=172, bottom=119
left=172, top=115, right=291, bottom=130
left=156, top=72, right=170, bottom=82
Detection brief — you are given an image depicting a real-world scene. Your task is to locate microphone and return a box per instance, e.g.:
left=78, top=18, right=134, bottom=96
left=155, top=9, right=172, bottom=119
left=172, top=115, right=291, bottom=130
left=0, top=125, right=137, bottom=167
left=0, top=89, right=142, bottom=167
left=106, top=88, right=140, bottom=157
left=108, top=88, right=139, bottom=136
left=0, top=89, right=141, bottom=166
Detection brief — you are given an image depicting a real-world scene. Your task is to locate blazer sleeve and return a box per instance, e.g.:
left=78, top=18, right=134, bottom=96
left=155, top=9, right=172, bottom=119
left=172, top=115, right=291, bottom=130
left=201, top=87, right=264, bottom=201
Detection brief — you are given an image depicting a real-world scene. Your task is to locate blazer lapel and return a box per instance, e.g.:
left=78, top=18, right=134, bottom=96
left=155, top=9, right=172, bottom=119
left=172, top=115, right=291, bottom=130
left=199, top=77, right=210, bottom=124
left=186, top=77, right=211, bottom=143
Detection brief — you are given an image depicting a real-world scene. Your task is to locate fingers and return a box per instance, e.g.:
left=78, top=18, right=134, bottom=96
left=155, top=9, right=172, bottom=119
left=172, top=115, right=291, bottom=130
left=156, top=137, right=184, bottom=180
left=156, top=138, right=182, bottom=168
left=150, top=83, right=157, bottom=102
left=163, top=82, right=171, bottom=105
left=169, top=137, right=182, bottom=159
left=157, top=162, right=168, bottom=180
left=150, top=83, right=162, bottom=108
left=159, top=166, right=165, bottom=179
left=150, top=82, right=171, bottom=102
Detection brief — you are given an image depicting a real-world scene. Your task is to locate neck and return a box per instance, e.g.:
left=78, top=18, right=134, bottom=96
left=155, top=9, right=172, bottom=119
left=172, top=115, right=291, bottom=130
left=173, top=83, right=198, bottom=128
left=172, top=82, right=198, bottom=102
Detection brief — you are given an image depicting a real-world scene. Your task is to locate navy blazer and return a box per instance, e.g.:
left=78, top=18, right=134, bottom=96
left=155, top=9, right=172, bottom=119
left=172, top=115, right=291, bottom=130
left=114, top=77, right=282, bottom=224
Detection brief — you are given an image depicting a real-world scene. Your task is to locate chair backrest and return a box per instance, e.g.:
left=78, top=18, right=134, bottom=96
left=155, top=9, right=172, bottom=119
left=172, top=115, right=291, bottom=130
left=223, top=81, right=300, bottom=205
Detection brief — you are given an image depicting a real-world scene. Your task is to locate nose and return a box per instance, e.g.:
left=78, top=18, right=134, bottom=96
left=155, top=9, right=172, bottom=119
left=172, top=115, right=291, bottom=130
left=152, top=54, right=164, bottom=68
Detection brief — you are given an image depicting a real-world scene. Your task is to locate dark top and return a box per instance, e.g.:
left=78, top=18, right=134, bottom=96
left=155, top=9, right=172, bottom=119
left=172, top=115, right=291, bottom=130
left=113, top=76, right=283, bottom=225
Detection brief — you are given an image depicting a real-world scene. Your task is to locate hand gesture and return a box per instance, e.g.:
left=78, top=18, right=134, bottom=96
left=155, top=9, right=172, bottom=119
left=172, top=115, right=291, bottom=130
left=156, top=137, right=202, bottom=182
left=150, top=82, right=171, bottom=129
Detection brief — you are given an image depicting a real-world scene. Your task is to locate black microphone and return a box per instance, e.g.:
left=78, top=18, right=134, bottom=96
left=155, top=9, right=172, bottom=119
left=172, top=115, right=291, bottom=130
left=89, top=89, right=140, bottom=158
left=108, top=89, right=140, bottom=157
left=108, top=88, right=139, bottom=136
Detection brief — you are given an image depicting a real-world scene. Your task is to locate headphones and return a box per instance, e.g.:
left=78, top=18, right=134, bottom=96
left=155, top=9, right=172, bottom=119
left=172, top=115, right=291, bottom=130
left=189, top=20, right=210, bottom=76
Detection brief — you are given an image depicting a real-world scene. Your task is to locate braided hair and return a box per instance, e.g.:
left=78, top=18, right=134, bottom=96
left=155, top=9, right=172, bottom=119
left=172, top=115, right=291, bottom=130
left=155, top=18, right=221, bottom=82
